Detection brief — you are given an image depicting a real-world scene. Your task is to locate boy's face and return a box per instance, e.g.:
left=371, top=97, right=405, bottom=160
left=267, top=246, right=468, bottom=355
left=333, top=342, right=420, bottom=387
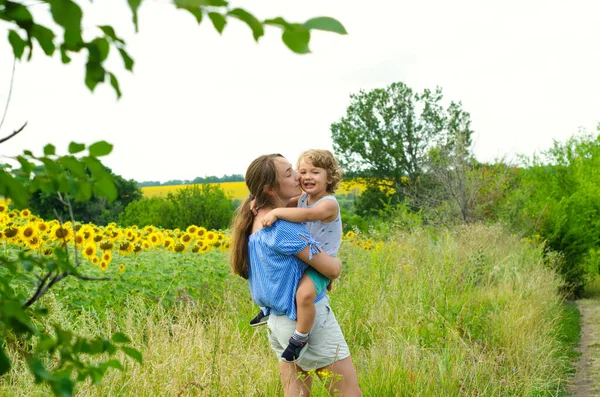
left=297, top=157, right=331, bottom=195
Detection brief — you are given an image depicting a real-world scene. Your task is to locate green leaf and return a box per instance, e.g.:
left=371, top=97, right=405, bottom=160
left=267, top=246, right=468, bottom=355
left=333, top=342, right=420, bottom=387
left=74, top=180, right=92, bottom=202
left=121, top=346, right=143, bottom=364
left=105, top=359, right=124, bottom=371
left=31, top=24, right=56, bottom=55
left=0, top=345, right=10, bottom=376
left=27, top=357, right=51, bottom=383
left=85, top=61, right=106, bottom=91
left=16, top=155, right=33, bottom=174
left=48, top=0, right=83, bottom=48
left=8, top=30, right=26, bottom=59
left=108, top=72, right=122, bottom=99
left=282, top=27, right=310, bottom=54
left=302, top=17, right=347, bottom=34
left=228, top=8, right=263, bottom=41
left=44, top=144, right=56, bottom=155
left=93, top=174, right=118, bottom=202
left=128, top=0, right=143, bottom=32
left=98, top=25, right=125, bottom=44
left=174, top=0, right=203, bottom=24
left=0, top=172, right=30, bottom=207
left=59, top=45, right=71, bottom=63
left=118, top=48, right=134, bottom=71
left=88, top=141, right=113, bottom=157
left=50, top=377, right=74, bottom=397
left=68, top=142, right=86, bottom=154
left=3, top=2, right=33, bottom=24
left=110, top=332, right=131, bottom=343
left=111, top=332, right=131, bottom=344
left=88, top=38, right=110, bottom=62
left=263, top=17, right=289, bottom=29
left=60, top=156, right=87, bottom=179
left=208, top=12, right=226, bottom=33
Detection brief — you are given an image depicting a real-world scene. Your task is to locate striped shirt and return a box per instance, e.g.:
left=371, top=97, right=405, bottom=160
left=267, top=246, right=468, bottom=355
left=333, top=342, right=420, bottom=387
left=248, top=220, right=326, bottom=320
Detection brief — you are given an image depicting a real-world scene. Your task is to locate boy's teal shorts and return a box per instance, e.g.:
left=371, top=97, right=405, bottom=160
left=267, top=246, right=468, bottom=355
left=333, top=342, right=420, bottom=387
left=305, top=267, right=330, bottom=295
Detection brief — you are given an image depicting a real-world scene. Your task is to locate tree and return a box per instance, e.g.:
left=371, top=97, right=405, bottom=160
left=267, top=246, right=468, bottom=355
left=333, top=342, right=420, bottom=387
left=330, top=82, right=473, bottom=194
left=27, top=168, right=143, bottom=225
left=1, top=0, right=347, bottom=98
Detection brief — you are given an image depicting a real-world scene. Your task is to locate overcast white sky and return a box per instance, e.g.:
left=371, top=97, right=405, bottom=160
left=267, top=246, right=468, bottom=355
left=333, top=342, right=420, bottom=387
left=1, top=0, right=599, bottom=183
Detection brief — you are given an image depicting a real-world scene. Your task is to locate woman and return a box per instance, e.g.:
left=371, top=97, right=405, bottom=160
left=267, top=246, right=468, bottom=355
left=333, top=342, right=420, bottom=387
left=231, top=154, right=362, bottom=396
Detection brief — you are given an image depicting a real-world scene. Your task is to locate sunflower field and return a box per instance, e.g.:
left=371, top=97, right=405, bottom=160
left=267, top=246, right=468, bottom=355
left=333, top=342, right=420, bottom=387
left=0, top=204, right=379, bottom=312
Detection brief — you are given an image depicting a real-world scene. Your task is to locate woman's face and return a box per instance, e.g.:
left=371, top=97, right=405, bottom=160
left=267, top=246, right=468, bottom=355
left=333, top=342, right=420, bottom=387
left=274, top=157, right=301, bottom=201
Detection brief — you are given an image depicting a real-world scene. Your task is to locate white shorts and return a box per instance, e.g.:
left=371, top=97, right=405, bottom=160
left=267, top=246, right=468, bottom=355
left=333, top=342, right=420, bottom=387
left=267, top=296, right=351, bottom=371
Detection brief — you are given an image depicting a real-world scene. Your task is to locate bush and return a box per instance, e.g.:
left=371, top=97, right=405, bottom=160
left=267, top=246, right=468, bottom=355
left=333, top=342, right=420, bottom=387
left=120, top=184, right=234, bottom=230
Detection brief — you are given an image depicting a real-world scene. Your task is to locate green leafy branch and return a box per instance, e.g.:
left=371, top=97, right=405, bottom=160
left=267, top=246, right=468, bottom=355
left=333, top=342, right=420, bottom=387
left=1, top=0, right=347, bottom=98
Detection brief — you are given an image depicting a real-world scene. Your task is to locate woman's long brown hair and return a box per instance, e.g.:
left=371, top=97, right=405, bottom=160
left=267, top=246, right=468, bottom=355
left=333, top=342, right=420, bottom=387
left=230, top=153, right=283, bottom=279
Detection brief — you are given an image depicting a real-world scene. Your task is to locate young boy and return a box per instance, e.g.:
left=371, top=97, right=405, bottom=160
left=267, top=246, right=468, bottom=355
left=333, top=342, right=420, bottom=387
left=250, top=149, right=343, bottom=362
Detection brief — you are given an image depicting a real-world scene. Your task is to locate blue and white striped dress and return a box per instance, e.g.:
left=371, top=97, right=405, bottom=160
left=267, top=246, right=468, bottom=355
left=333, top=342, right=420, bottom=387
left=248, top=220, right=326, bottom=320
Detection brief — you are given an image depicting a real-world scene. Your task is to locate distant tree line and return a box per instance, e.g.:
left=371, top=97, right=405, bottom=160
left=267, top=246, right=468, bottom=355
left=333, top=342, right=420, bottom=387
left=137, top=174, right=244, bottom=187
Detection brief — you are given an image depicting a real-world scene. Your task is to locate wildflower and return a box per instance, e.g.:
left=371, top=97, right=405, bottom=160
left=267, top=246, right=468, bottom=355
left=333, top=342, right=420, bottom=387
left=186, top=225, right=198, bottom=235
left=82, top=243, right=97, bottom=259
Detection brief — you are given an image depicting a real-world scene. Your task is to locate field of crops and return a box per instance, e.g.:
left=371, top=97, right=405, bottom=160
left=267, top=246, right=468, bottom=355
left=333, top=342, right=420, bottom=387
left=141, top=180, right=365, bottom=200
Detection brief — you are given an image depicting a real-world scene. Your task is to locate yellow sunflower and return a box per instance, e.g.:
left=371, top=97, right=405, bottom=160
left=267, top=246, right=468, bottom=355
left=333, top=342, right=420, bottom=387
left=173, top=242, right=186, bottom=253
left=51, top=225, right=72, bottom=241
left=163, top=238, right=175, bottom=251
left=118, top=241, right=133, bottom=255
left=82, top=243, right=97, bottom=259
left=119, top=263, right=125, bottom=272
left=99, top=240, right=114, bottom=251
left=19, top=224, right=37, bottom=241
left=99, top=260, right=108, bottom=271
left=102, top=251, right=113, bottom=263
left=0, top=204, right=7, bottom=214
left=91, top=256, right=100, bottom=265
left=196, top=227, right=207, bottom=238
left=36, top=220, right=49, bottom=234
left=181, top=233, right=193, bottom=245
left=186, top=225, right=198, bottom=235
left=20, top=209, right=31, bottom=218
left=25, top=235, right=41, bottom=250
left=205, top=231, right=216, bottom=242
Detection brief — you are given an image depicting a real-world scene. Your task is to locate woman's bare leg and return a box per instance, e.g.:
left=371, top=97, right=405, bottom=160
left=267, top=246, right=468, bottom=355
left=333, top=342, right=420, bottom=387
left=319, top=357, right=362, bottom=397
left=280, top=361, right=313, bottom=397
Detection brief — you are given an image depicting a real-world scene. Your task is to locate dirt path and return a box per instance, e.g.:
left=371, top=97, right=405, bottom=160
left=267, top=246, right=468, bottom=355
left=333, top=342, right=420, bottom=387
left=568, top=298, right=600, bottom=397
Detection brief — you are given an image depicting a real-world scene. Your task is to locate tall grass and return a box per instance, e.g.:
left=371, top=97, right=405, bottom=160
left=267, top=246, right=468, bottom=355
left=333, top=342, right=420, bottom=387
left=1, top=225, right=576, bottom=396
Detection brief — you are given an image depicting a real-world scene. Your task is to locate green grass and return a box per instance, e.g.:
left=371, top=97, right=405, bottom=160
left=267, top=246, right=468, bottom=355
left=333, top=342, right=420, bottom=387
left=0, top=224, right=579, bottom=396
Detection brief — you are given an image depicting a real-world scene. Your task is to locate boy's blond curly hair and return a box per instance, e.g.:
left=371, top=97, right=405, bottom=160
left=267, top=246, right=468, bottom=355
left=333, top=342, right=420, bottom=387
left=297, top=149, right=342, bottom=194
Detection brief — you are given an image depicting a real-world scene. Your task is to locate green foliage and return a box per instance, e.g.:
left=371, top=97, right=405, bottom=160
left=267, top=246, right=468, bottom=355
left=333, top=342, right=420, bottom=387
left=0, top=142, right=143, bottom=395
left=354, top=184, right=399, bottom=218
left=120, top=184, right=234, bottom=230
left=499, top=129, right=600, bottom=294
left=1, top=0, right=346, bottom=98
left=1, top=141, right=117, bottom=209
left=331, top=81, right=473, bottom=193
left=26, top=169, right=142, bottom=226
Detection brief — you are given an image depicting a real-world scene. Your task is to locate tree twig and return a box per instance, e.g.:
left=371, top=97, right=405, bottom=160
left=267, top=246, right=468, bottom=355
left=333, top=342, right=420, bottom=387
left=0, top=57, right=16, bottom=134
left=0, top=121, right=27, bottom=145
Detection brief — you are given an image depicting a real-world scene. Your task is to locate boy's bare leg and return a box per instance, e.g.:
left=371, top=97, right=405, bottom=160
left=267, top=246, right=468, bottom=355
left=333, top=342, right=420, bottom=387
left=281, top=274, right=316, bottom=361
left=296, top=274, right=316, bottom=334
